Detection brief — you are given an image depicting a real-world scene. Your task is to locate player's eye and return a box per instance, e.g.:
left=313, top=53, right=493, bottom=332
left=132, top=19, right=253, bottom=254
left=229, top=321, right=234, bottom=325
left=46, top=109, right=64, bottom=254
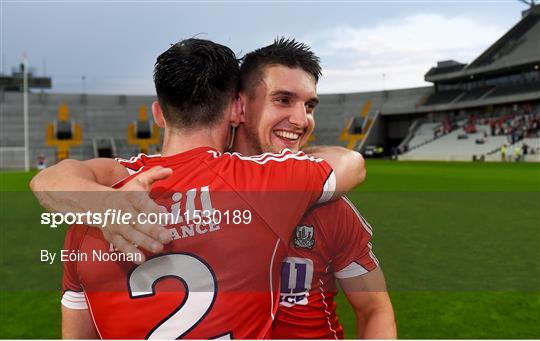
left=306, top=103, right=317, bottom=114
left=275, top=97, right=291, bottom=105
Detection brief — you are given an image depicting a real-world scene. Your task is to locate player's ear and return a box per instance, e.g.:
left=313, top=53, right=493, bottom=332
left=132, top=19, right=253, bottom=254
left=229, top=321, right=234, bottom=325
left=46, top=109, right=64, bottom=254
left=238, top=92, right=247, bottom=123
left=229, top=96, right=241, bottom=127
left=151, top=101, right=166, bottom=128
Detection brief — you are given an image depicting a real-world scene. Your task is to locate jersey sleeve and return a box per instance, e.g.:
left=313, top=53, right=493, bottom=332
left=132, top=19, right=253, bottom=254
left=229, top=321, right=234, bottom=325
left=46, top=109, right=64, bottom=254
left=61, top=225, right=89, bottom=310
left=115, top=154, right=147, bottom=175
left=220, top=149, right=336, bottom=242
left=331, top=197, right=379, bottom=279
left=112, top=154, right=149, bottom=188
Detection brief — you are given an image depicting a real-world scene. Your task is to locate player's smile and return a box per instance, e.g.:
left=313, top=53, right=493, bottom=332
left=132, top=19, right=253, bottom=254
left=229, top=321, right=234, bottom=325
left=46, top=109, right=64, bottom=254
left=272, top=128, right=304, bottom=150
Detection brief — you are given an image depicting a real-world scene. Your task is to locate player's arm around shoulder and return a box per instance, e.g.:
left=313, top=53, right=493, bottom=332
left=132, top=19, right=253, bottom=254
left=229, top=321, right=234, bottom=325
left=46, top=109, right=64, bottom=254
left=30, top=157, right=173, bottom=261
left=303, top=145, right=366, bottom=198
left=30, top=158, right=127, bottom=213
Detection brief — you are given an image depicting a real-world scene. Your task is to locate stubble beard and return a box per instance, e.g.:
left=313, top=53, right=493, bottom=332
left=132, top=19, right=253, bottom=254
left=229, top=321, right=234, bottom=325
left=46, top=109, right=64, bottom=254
left=244, top=122, right=265, bottom=155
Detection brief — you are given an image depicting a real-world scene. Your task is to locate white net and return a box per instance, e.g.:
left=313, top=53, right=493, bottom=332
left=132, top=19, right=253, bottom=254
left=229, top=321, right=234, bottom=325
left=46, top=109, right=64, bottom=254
left=0, top=147, right=26, bottom=170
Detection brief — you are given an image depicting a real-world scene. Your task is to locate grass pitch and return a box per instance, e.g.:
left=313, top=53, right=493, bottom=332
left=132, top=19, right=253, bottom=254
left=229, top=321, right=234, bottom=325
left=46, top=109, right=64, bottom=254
left=1, top=161, right=539, bottom=338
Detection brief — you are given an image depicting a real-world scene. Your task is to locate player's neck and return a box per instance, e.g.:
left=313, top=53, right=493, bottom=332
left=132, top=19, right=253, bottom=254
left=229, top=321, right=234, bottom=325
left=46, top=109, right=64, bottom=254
left=233, top=126, right=261, bottom=156
left=161, top=127, right=227, bottom=156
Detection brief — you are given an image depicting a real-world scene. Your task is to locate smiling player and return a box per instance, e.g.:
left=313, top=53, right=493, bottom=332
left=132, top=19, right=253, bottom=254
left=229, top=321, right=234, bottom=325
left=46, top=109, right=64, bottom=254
left=234, top=39, right=396, bottom=339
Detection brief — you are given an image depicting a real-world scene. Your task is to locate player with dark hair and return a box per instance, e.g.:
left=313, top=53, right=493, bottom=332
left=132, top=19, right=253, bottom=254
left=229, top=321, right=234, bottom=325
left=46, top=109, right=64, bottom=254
left=235, top=37, right=322, bottom=155
left=153, top=39, right=240, bottom=128
left=240, top=37, right=322, bottom=98
left=31, top=38, right=365, bottom=338
left=232, top=37, right=396, bottom=339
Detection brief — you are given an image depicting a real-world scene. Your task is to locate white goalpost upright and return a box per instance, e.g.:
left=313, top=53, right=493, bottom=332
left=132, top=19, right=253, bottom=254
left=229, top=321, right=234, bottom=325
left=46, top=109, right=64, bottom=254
left=23, top=55, right=29, bottom=172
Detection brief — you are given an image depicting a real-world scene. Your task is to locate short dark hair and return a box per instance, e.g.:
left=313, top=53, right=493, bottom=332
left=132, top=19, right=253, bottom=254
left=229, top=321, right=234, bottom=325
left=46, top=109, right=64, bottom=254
left=154, top=38, right=240, bottom=129
left=240, top=37, right=322, bottom=95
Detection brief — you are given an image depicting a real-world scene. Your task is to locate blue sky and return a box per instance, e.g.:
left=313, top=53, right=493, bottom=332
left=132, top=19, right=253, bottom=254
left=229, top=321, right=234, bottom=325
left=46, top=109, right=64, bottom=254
left=1, top=1, right=528, bottom=95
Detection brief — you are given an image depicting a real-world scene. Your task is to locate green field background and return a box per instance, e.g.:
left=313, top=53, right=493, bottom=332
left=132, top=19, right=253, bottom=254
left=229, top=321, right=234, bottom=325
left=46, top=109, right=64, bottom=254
left=1, top=160, right=539, bottom=338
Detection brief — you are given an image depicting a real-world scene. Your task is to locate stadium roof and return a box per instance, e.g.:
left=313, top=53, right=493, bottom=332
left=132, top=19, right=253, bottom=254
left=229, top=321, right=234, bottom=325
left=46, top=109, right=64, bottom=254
left=425, top=4, right=540, bottom=83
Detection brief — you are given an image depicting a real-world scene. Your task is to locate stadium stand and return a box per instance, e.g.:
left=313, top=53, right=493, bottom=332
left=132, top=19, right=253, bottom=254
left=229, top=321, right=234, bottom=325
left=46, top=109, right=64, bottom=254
left=417, top=6, right=540, bottom=113
left=0, top=92, right=155, bottom=169
left=311, top=87, right=431, bottom=148
left=458, top=86, right=495, bottom=102
left=93, top=137, right=116, bottom=158
left=399, top=109, right=540, bottom=161
left=127, top=105, right=161, bottom=154
left=423, top=90, right=463, bottom=106
left=468, top=6, right=539, bottom=70
left=424, top=60, right=466, bottom=78
left=399, top=123, right=507, bottom=161
left=405, top=122, right=442, bottom=150
left=395, top=5, right=540, bottom=161
left=45, top=104, right=83, bottom=160
left=1, top=6, right=539, bottom=168
left=485, top=137, right=540, bottom=162
left=488, top=80, right=540, bottom=98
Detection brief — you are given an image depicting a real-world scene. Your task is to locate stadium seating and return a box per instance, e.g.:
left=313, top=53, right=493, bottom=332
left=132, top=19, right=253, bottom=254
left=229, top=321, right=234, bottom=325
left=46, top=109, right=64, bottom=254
left=311, top=87, right=430, bottom=147
left=399, top=123, right=510, bottom=161
left=379, top=87, right=432, bottom=114
left=0, top=92, right=155, bottom=169
left=406, top=122, right=442, bottom=150
left=92, top=137, right=117, bottom=158
left=484, top=137, right=540, bottom=162
left=458, top=86, right=495, bottom=102
left=0, top=86, right=536, bottom=168
left=423, top=90, right=463, bottom=106
left=488, top=81, right=540, bottom=99
left=399, top=112, right=540, bottom=162
left=55, top=120, right=73, bottom=140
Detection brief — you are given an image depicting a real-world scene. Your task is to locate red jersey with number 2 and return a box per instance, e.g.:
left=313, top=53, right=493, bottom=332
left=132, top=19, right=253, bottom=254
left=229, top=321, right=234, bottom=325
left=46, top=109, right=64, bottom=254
left=61, top=147, right=335, bottom=339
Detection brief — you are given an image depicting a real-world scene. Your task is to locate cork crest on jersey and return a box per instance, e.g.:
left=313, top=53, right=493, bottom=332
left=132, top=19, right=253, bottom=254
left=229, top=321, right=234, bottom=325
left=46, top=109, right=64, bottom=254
left=293, top=225, right=315, bottom=249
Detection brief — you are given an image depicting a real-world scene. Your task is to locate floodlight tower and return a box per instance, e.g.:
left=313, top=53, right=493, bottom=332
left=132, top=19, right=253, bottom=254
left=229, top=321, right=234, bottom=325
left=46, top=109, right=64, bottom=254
left=518, top=0, right=536, bottom=7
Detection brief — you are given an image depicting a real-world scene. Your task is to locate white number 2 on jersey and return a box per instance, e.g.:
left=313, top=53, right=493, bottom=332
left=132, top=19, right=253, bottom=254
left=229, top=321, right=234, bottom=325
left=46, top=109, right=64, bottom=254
left=128, top=253, right=230, bottom=339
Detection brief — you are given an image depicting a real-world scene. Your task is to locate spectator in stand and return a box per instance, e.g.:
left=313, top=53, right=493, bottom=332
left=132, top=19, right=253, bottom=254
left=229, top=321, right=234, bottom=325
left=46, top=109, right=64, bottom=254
left=391, top=146, right=400, bottom=160
left=522, top=143, right=529, bottom=157
left=36, top=154, right=46, bottom=171
left=514, top=146, right=522, bottom=162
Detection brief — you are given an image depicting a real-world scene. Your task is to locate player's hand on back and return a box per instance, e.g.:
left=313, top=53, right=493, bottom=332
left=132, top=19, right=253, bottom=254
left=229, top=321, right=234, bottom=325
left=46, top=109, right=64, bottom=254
left=102, top=166, right=173, bottom=264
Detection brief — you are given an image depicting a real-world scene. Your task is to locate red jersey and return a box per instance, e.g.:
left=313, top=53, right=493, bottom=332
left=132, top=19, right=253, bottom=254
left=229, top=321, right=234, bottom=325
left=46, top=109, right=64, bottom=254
left=61, top=147, right=335, bottom=339
left=272, top=197, right=379, bottom=339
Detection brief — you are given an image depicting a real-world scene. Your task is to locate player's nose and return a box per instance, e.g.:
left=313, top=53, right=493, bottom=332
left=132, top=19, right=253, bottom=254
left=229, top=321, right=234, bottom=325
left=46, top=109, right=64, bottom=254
left=289, top=105, right=308, bottom=129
